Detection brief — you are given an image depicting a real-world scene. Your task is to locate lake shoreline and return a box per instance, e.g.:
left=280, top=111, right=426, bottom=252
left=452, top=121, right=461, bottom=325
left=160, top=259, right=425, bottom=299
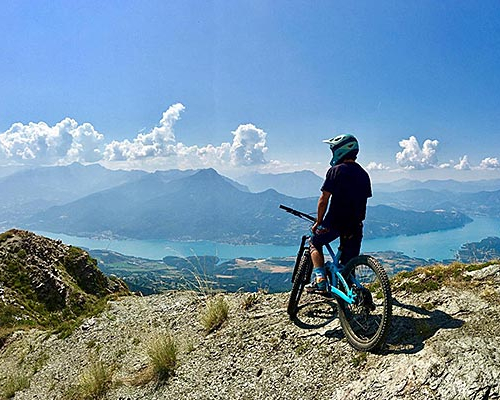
left=32, top=216, right=500, bottom=262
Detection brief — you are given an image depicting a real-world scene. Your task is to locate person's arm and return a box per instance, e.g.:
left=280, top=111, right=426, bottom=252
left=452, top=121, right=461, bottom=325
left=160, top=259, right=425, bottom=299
left=312, top=190, right=331, bottom=233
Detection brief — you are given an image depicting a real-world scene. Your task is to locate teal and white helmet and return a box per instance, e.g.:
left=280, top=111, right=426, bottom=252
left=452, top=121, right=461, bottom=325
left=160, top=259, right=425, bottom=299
left=323, top=134, right=359, bottom=166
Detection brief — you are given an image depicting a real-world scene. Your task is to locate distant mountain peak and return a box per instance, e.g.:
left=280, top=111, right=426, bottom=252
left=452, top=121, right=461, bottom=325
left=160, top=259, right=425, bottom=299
left=189, top=168, right=230, bottom=185
left=194, top=168, right=220, bottom=177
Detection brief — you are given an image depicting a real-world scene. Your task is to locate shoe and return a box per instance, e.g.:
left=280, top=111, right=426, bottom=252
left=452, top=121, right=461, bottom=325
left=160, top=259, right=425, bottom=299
left=305, top=276, right=327, bottom=294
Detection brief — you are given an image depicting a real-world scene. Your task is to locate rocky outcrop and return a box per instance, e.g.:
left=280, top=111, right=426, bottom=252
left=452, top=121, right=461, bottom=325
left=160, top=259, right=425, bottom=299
left=0, top=229, right=128, bottom=339
left=1, top=257, right=499, bottom=399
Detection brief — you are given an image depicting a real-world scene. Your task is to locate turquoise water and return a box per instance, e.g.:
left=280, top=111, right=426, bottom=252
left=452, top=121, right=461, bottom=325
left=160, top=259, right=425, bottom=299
left=362, top=216, right=500, bottom=260
left=33, top=231, right=298, bottom=260
left=35, top=216, right=500, bottom=261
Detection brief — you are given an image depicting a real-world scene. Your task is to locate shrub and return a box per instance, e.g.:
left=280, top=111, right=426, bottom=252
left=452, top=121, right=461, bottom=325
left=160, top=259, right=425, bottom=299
left=1, top=371, right=30, bottom=399
left=200, top=296, right=229, bottom=333
left=390, top=262, right=490, bottom=293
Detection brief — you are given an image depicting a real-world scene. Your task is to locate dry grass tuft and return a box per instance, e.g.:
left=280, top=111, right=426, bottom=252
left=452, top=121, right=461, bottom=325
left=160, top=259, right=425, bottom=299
left=200, top=296, right=229, bottom=333
left=66, top=359, right=113, bottom=400
left=1, top=371, right=30, bottom=399
left=147, top=332, right=178, bottom=382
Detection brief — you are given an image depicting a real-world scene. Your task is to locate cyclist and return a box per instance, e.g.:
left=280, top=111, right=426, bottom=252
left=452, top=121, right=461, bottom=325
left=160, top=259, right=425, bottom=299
left=306, top=134, right=372, bottom=293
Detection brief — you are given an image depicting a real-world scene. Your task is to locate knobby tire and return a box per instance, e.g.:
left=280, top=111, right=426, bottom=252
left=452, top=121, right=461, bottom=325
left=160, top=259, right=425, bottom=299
left=337, top=255, right=392, bottom=351
left=287, top=248, right=312, bottom=318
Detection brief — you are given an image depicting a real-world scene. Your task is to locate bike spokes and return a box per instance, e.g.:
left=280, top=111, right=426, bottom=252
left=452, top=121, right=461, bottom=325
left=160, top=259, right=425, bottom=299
left=338, top=255, right=392, bottom=351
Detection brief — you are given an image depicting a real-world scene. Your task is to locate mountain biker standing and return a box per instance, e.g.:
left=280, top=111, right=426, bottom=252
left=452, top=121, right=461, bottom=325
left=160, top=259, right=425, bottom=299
left=306, top=134, right=372, bottom=293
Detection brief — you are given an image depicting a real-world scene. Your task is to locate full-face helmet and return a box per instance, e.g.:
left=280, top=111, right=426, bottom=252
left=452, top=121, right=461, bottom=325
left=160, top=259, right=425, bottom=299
left=323, top=134, right=359, bottom=166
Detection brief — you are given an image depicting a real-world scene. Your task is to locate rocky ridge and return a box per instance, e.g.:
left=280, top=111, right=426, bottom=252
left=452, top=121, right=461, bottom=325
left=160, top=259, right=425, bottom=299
left=0, top=232, right=499, bottom=399
left=0, top=230, right=128, bottom=344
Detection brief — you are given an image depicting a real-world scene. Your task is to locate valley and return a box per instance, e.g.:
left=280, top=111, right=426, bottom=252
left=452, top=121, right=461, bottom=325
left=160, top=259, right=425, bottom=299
left=91, top=248, right=441, bottom=295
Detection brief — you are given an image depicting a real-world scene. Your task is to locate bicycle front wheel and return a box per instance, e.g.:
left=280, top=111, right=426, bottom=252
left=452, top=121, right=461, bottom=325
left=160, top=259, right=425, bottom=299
left=287, top=248, right=312, bottom=318
left=337, top=255, right=392, bottom=352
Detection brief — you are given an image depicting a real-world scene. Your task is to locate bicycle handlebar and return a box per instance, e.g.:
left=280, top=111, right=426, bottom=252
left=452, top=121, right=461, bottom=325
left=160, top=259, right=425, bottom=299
left=279, top=204, right=316, bottom=222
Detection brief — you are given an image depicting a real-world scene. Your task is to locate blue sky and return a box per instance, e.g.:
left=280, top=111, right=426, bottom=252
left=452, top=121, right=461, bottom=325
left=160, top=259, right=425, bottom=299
left=1, top=1, right=500, bottom=181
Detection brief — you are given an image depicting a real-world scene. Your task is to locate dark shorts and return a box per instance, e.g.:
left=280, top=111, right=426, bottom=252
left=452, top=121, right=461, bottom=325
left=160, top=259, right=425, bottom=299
left=310, top=224, right=363, bottom=266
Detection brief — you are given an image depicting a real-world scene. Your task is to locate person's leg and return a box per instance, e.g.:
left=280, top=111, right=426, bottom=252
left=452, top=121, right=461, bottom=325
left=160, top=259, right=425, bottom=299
left=338, top=227, right=362, bottom=291
left=308, top=244, right=327, bottom=292
left=340, top=234, right=363, bottom=266
left=310, top=243, right=325, bottom=268
left=339, top=224, right=363, bottom=266
left=339, top=225, right=375, bottom=310
left=308, top=229, right=339, bottom=292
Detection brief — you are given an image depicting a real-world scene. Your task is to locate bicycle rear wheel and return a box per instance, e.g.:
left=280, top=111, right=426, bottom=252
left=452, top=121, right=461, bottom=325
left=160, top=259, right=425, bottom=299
left=287, top=248, right=312, bottom=318
left=337, top=255, right=392, bottom=351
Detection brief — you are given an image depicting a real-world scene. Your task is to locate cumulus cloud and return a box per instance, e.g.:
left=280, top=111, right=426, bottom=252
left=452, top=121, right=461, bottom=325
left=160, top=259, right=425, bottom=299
left=0, top=103, right=270, bottom=170
left=366, top=161, right=390, bottom=171
left=229, top=124, right=268, bottom=166
left=454, top=155, right=471, bottom=170
left=169, top=123, right=268, bottom=169
left=104, top=103, right=184, bottom=161
left=0, top=118, right=104, bottom=165
left=103, top=104, right=268, bottom=168
left=479, top=157, right=500, bottom=170
left=391, top=138, right=499, bottom=172
left=395, top=136, right=439, bottom=170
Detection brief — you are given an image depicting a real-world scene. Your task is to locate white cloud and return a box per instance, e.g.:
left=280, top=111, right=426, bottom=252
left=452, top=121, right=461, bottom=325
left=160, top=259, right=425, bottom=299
left=0, top=118, right=104, bottom=165
left=395, top=136, right=439, bottom=170
left=229, top=124, right=268, bottom=166
left=168, top=123, right=268, bottom=169
left=366, top=161, right=390, bottom=171
left=454, top=155, right=471, bottom=170
left=104, top=103, right=185, bottom=161
left=3, top=106, right=499, bottom=179
left=479, top=157, right=500, bottom=170
left=0, top=103, right=270, bottom=170
left=103, top=104, right=269, bottom=168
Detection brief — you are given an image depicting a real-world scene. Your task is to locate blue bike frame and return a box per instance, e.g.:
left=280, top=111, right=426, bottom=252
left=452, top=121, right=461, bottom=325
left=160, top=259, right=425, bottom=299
left=279, top=204, right=360, bottom=305
left=323, top=242, right=358, bottom=305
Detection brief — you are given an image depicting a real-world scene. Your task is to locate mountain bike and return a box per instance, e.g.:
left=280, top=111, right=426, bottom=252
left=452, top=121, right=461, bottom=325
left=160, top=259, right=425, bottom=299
left=280, top=204, right=392, bottom=352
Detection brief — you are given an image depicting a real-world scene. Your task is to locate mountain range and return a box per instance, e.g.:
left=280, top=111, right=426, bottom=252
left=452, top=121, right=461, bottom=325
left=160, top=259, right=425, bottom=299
left=1, top=163, right=497, bottom=244
left=24, top=168, right=317, bottom=244
left=0, top=163, right=146, bottom=224
left=238, top=172, right=500, bottom=198
left=19, top=166, right=472, bottom=245
left=370, top=188, right=500, bottom=217
left=373, top=177, right=500, bottom=193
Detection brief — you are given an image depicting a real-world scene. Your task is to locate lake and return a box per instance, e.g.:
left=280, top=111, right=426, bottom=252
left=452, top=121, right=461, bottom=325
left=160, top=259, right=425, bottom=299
left=35, top=216, right=500, bottom=261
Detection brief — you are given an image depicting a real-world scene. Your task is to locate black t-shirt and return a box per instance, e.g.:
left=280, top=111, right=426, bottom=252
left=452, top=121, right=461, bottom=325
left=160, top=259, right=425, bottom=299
left=321, top=161, right=372, bottom=231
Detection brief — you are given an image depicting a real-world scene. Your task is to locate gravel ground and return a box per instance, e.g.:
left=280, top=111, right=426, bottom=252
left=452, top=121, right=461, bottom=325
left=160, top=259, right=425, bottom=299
left=1, top=265, right=500, bottom=400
